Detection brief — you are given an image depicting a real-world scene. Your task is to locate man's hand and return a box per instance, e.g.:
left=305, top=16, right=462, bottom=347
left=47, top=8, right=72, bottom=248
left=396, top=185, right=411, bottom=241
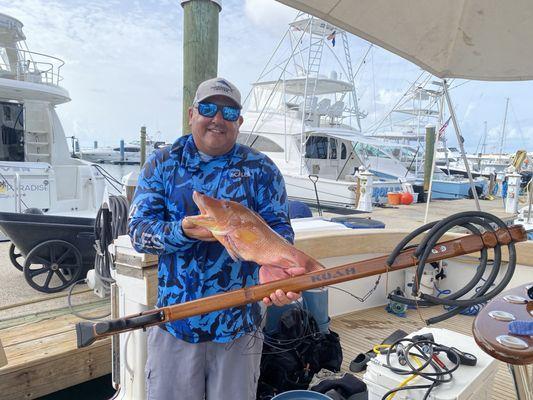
left=259, top=264, right=303, bottom=306
left=181, top=218, right=217, bottom=242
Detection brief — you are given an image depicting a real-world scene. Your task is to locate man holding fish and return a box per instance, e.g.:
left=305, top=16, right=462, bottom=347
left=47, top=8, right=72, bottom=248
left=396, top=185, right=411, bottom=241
left=129, top=77, right=323, bottom=400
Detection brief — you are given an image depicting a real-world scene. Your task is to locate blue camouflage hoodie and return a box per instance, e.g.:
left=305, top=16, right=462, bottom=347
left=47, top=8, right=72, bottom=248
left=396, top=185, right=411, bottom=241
left=128, top=134, right=294, bottom=343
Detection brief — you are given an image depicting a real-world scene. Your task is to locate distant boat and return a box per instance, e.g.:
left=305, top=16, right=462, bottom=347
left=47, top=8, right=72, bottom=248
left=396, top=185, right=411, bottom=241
left=79, top=140, right=167, bottom=164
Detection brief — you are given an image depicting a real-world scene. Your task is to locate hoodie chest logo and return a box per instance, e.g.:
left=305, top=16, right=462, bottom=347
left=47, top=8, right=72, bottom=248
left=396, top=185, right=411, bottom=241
left=229, top=169, right=250, bottom=179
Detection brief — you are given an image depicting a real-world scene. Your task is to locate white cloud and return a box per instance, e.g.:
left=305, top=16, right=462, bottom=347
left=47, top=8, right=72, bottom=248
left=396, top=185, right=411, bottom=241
left=244, top=0, right=297, bottom=34
left=462, top=102, right=477, bottom=120
left=374, top=88, right=405, bottom=106
left=1, top=0, right=180, bottom=147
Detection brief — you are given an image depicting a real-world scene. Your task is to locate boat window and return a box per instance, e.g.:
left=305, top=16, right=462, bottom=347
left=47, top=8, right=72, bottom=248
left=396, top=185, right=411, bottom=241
left=3, top=106, right=12, bottom=122
left=124, top=147, right=140, bottom=152
left=329, top=138, right=337, bottom=159
left=354, top=142, right=388, bottom=158
left=305, top=136, right=327, bottom=159
left=236, top=134, right=283, bottom=152
left=341, top=143, right=347, bottom=159
left=0, top=102, right=24, bottom=162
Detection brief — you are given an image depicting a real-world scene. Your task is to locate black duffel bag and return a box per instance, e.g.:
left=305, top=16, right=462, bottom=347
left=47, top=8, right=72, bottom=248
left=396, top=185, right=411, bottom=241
left=257, top=307, right=342, bottom=399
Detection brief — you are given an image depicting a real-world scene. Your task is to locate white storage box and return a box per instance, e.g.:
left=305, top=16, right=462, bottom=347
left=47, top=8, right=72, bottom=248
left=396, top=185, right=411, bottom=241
left=363, top=327, right=498, bottom=400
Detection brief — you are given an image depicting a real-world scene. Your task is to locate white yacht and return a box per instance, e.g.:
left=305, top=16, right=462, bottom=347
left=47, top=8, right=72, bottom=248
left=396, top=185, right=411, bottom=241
left=0, top=13, right=106, bottom=216
left=370, top=76, right=443, bottom=175
left=239, top=15, right=413, bottom=209
left=368, top=76, right=492, bottom=199
left=79, top=139, right=166, bottom=164
left=438, top=150, right=513, bottom=179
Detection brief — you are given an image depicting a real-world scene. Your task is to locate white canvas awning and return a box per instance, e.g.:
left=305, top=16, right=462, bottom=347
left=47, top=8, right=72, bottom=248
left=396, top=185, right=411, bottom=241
left=275, top=0, right=533, bottom=81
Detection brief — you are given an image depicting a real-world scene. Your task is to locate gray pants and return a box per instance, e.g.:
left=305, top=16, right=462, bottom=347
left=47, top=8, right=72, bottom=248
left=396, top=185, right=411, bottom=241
left=145, top=326, right=263, bottom=400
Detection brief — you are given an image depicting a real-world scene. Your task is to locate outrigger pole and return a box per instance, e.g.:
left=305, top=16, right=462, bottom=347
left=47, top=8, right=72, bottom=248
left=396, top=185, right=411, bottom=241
left=76, top=211, right=526, bottom=348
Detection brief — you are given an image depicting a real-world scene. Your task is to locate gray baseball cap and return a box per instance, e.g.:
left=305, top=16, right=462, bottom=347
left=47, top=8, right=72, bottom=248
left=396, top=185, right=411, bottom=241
left=193, top=77, right=242, bottom=109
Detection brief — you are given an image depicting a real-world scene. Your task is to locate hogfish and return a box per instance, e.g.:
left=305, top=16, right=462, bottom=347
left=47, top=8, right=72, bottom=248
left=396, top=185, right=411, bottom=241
left=183, top=191, right=324, bottom=282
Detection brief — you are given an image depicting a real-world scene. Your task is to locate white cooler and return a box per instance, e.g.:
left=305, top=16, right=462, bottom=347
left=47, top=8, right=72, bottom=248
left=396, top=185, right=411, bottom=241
left=363, top=327, right=498, bottom=400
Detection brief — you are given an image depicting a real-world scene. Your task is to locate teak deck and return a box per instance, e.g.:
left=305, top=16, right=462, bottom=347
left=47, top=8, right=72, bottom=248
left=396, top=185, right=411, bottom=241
left=0, top=303, right=110, bottom=400
left=0, top=303, right=519, bottom=399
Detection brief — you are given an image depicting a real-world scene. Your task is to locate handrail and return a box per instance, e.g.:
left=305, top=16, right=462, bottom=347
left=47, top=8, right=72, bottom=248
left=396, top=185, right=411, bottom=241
left=0, top=47, right=65, bottom=86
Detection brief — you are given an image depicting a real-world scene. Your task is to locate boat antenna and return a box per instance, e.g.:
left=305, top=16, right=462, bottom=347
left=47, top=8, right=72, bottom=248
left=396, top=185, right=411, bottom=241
left=366, top=70, right=427, bottom=135
left=481, top=121, right=488, bottom=155
left=245, top=16, right=312, bottom=148
left=498, top=97, right=510, bottom=161
left=240, top=13, right=299, bottom=107
left=442, top=79, right=481, bottom=211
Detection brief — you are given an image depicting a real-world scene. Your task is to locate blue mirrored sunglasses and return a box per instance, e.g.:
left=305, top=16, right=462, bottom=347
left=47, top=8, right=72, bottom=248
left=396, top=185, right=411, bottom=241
left=196, top=102, right=241, bottom=122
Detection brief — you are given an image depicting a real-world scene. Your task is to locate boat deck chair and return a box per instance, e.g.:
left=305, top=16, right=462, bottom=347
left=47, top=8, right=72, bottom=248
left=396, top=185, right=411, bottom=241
left=328, top=100, right=345, bottom=125
left=316, top=99, right=331, bottom=125
left=298, top=97, right=319, bottom=124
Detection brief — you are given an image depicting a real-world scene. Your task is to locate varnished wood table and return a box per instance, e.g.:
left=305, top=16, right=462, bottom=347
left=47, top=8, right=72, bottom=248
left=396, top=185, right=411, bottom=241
left=473, top=283, right=533, bottom=400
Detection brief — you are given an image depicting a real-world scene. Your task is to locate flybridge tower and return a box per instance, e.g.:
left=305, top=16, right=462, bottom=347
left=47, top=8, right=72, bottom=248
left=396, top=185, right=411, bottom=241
left=0, top=12, right=71, bottom=165
left=0, top=13, right=68, bottom=97
left=242, top=14, right=367, bottom=176
left=288, top=16, right=365, bottom=131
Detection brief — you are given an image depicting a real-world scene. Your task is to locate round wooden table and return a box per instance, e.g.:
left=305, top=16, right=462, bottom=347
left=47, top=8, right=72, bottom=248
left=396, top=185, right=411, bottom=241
left=473, top=283, right=533, bottom=400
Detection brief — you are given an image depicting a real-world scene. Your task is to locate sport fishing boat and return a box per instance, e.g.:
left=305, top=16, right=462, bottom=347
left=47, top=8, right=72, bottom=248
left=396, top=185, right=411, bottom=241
left=368, top=76, right=490, bottom=199
left=0, top=13, right=107, bottom=216
left=239, top=15, right=414, bottom=209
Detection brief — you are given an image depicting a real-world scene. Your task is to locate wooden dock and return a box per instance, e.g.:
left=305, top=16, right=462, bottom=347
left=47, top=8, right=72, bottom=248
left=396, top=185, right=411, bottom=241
left=0, top=302, right=110, bottom=400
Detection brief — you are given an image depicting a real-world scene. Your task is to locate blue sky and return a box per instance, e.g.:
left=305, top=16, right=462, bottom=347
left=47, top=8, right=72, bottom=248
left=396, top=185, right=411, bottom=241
left=2, top=0, right=532, bottom=153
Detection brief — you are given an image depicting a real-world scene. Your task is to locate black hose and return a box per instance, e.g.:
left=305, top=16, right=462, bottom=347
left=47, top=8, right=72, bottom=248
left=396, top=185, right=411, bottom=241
left=69, top=195, right=129, bottom=320
left=386, top=211, right=518, bottom=324
left=93, top=195, right=129, bottom=286
left=380, top=337, right=461, bottom=400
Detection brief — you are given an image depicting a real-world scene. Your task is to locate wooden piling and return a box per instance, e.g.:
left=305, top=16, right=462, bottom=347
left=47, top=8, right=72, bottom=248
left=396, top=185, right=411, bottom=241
left=424, top=124, right=436, bottom=192
left=140, top=126, right=146, bottom=167
left=181, top=0, right=221, bottom=135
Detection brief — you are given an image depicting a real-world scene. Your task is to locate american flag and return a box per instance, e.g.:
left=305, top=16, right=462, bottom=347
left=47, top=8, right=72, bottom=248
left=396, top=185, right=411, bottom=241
left=327, top=30, right=336, bottom=47
left=438, top=116, right=452, bottom=139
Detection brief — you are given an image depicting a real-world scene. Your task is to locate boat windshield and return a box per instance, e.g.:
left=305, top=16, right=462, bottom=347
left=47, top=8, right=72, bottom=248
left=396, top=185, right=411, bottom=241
left=305, top=136, right=328, bottom=159
left=354, top=142, right=389, bottom=158
left=0, top=102, right=24, bottom=161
